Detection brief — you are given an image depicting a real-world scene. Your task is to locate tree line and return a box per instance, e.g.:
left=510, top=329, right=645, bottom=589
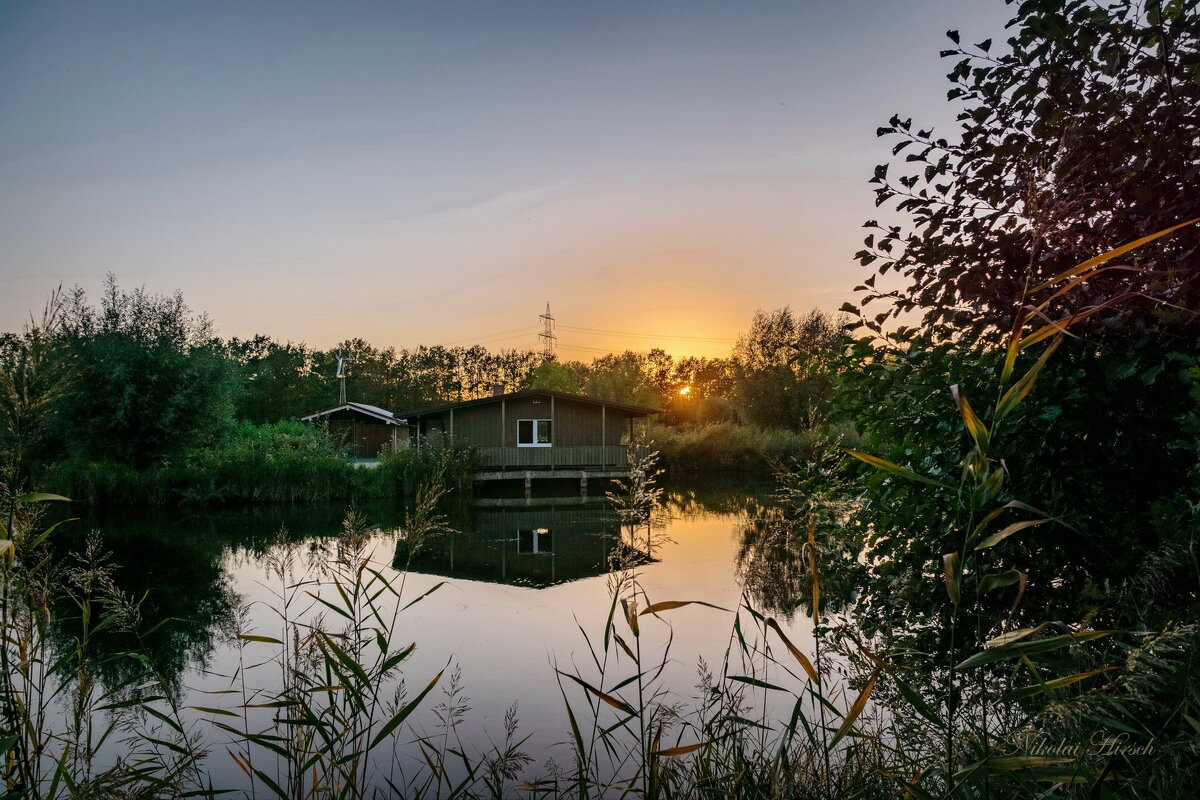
left=0, top=273, right=846, bottom=472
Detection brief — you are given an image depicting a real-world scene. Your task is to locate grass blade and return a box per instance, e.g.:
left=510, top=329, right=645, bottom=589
left=1030, top=216, right=1200, bottom=292
left=830, top=665, right=881, bottom=748
left=765, top=618, right=818, bottom=682
left=957, top=631, right=1112, bottom=670
left=846, top=450, right=952, bottom=488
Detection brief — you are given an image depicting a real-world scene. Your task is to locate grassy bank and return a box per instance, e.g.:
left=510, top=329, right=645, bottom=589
left=39, top=422, right=477, bottom=506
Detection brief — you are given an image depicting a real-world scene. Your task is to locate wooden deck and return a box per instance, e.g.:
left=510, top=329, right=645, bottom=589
left=475, top=445, right=627, bottom=470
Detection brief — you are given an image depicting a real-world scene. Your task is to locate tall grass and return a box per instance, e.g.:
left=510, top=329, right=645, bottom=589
left=38, top=423, right=479, bottom=506
left=375, top=430, right=479, bottom=500
left=550, top=449, right=890, bottom=799
left=1, top=492, right=207, bottom=798
left=649, top=421, right=859, bottom=475
left=41, top=422, right=360, bottom=505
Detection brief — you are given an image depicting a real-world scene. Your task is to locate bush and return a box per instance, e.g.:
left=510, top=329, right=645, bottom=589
left=182, top=420, right=361, bottom=503
left=374, top=431, right=478, bottom=498
left=41, top=421, right=363, bottom=505
left=649, top=421, right=844, bottom=474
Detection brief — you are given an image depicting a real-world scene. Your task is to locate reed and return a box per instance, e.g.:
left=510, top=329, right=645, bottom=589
left=648, top=421, right=851, bottom=475
left=0, top=491, right=206, bottom=798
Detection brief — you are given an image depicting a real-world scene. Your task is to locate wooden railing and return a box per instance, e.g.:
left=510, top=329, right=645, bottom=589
left=475, top=446, right=627, bottom=469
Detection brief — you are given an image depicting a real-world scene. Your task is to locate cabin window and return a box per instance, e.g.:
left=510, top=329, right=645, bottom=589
left=518, top=528, right=553, bottom=553
left=517, top=419, right=552, bottom=447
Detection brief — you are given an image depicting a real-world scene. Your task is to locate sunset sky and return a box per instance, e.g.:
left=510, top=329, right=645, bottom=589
left=1, top=0, right=1008, bottom=359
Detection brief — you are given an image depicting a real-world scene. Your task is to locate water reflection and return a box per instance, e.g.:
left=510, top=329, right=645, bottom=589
left=392, top=499, right=652, bottom=588
left=29, top=477, right=840, bottom=797
left=734, top=505, right=810, bottom=622
left=46, top=479, right=774, bottom=696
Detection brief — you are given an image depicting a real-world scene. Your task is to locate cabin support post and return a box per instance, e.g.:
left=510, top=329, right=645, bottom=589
left=449, top=408, right=455, bottom=438
left=601, top=405, right=607, bottom=465
left=501, top=399, right=507, bottom=468
left=580, top=471, right=588, bottom=498
left=524, top=471, right=532, bottom=500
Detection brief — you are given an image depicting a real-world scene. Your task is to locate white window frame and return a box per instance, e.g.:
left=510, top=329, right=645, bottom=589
left=517, top=418, right=552, bottom=447
left=518, top=527, right=552, bottom=554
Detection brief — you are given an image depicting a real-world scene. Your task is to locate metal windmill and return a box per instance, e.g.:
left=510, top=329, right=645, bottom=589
left=336, top=354, right=353, bottom=404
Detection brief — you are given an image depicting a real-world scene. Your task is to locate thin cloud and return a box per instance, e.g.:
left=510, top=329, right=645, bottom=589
left=367, top=182, right=569, bottom=225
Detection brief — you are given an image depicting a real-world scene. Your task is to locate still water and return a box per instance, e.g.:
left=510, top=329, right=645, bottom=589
left=52, top=479, right=818, bottom=792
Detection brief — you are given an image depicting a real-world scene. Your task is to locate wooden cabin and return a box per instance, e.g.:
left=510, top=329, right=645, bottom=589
left=398, top=389, right=655, bottom=477
left=300, top=402, right=410, bottom=459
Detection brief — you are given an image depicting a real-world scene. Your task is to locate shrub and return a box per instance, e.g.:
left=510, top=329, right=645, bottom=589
left=40, top=421, right=363, bottom=505
left=374, top=431, right=479, bottom=498
left=648, top=421, right=834, bottom=474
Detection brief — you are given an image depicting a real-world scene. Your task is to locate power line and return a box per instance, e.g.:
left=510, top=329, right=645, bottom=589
left=557, top=342, right=671, bottom=356
left=557, top=323, right=736, bottom=343
left=557, top=343, right=629, bottom=355
left=440, top=324, right=539, bottom=347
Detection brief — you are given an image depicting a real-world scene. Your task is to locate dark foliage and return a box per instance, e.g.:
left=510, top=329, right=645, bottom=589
left=52, top=276, right=239, bottom=467
left=850, top=0, right=1200, bottom=340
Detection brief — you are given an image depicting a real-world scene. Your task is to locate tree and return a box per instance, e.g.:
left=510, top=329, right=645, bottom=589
left=837, top=2, right=1200, bottom=601
left=582, top=351, right=659, bottom=408
left=851, top=0, right=1200, bottom=340
left=731, top=308, right=799, bottom=372
left=527, top=359, right=582, bottom=393
left=226, top=336, right=322, bottom=423
left=50, top=276, right=238, bottom=467
left=0, top=291, right=73, bottom=485
left=825, top=7, right=1200, bottom=773
left=731, top=308, right=846, bottom=428
left=815, top=9, right=1200, bottom=790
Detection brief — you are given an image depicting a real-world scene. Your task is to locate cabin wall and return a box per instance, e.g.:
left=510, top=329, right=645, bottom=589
left=452, top=404, right=503, bottom=446
left=356, top=423, right=394, bottom=458
left=608, top=411, right=638, bottom=446
left=327, top=418, right=402, bottom=458
left=502, top=395, right=607, bottom=447
left=420, top=413, right=448, bottom=436
left=553, top=399, right=603, bottom=446
left=414, top=394, right=647, bottom=450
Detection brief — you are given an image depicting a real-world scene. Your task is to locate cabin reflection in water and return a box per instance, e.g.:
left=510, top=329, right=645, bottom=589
left=391, top=500, right=653, bottom=588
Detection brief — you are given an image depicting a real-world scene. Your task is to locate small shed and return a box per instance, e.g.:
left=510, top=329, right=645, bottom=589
left=397, top=389, right=656, bottom=473
left=300, top=402, right=410, bottom=459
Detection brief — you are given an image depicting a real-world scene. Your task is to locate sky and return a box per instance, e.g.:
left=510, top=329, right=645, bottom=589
left=0, top=0, right=1010, bottom=359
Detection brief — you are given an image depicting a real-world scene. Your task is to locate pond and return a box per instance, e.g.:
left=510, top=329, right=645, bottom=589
left=44, top=477, right=827, bottom=794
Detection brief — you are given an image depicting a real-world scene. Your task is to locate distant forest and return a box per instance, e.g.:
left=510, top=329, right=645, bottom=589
left=0, top=274, right=845, bottom=471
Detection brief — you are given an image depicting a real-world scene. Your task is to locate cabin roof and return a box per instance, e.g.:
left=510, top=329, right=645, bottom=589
left=397, top=389, right=657, bottom=418
left=300, top=402, right=409, bottom=426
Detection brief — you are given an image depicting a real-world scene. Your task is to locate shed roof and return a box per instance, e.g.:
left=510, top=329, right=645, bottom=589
left=300, top=402, right=409, bottom=426
left=397, top=389, right=657, bottom=418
